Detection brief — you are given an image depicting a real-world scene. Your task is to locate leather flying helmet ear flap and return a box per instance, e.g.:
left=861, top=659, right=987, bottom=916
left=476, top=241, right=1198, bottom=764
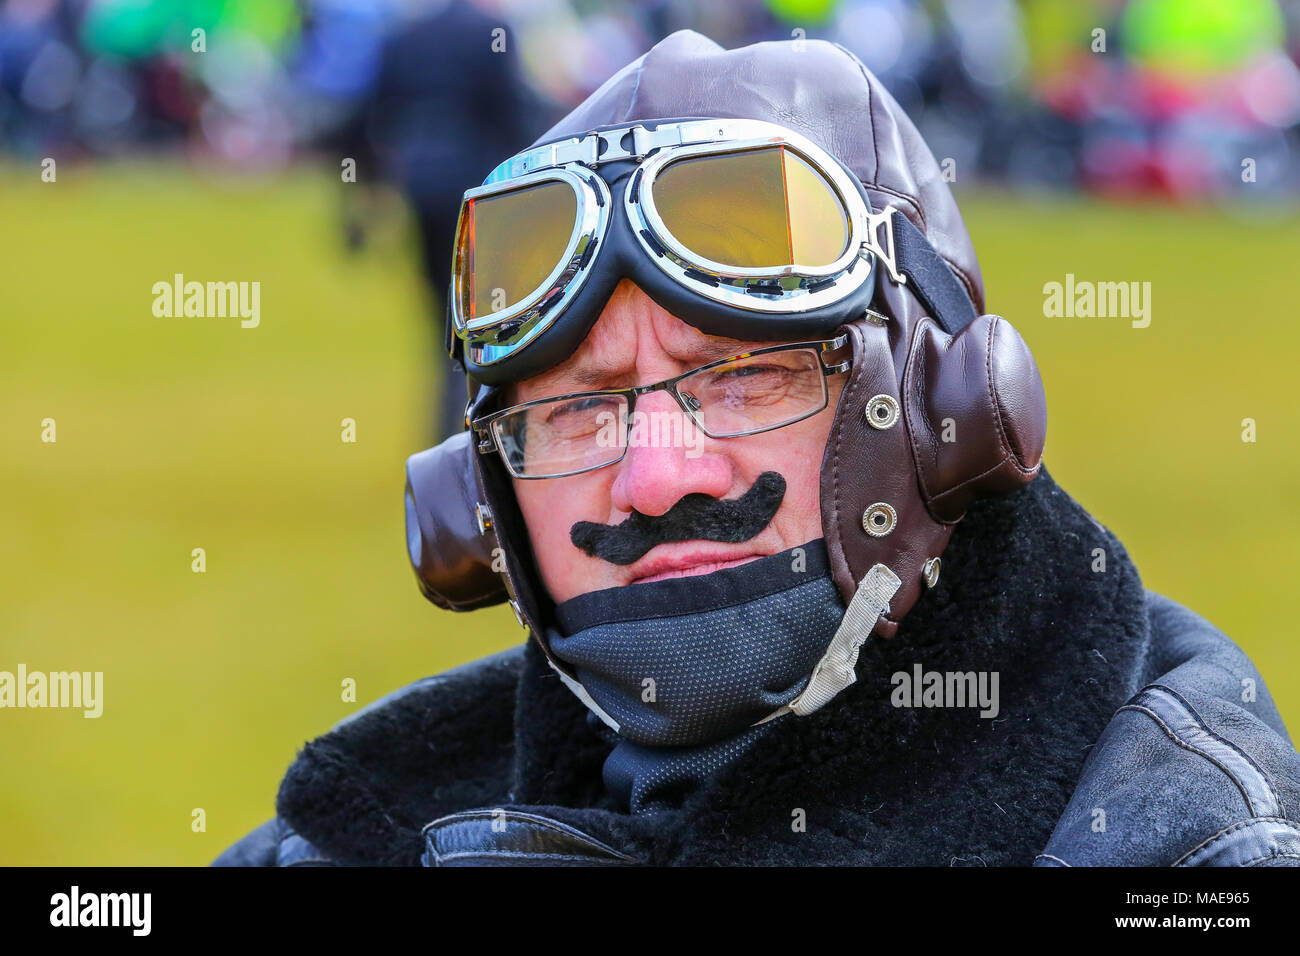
left=904, top=313, right=1047, bottom=523
left=404, top=431, right=508, bottom=611
left=820, top=302, right=1047, bottom=641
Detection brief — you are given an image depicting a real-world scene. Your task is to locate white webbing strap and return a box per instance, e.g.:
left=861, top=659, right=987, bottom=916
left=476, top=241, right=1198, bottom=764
left=548, top=659, right=622, bottom=733
left=756, top=563, right=902, bottom=724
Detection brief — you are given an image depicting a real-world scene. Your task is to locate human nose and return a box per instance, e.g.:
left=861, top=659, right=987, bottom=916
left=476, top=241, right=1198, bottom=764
left=607, top=389, right=733, bottom=517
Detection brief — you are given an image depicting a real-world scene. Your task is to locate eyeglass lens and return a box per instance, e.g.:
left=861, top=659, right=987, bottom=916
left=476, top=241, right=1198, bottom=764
left=492, top=347, right=828, bottom=478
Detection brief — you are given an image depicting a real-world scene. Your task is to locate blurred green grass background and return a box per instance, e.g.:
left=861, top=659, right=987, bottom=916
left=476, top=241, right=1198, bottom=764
left=1, top=164, right=1296, bottom=865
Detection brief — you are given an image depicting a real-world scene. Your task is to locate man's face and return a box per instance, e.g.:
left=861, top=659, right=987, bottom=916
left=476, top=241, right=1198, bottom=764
left=508, top=279, right=846, bottom=604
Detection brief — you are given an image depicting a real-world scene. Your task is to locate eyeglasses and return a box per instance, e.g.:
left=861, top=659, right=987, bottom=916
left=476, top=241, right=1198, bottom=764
left=472, top=335, right=850, bottom=479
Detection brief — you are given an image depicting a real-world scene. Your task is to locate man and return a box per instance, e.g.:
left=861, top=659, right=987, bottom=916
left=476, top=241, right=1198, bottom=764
left=347, top=1, right=542, bottom=441
left=216, top=31, right=1300, bottom=867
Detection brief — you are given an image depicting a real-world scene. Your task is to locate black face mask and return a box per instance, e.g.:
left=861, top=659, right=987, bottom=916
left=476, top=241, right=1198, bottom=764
left=543, top=540, right=851, bottom=813
left=546, top=541, right=843, bottom=745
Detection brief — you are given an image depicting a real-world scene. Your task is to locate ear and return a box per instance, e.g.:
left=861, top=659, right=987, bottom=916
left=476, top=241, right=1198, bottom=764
left=903, top=313, right=1047, bottom=523
left=404, top=431, right=508, bottom=610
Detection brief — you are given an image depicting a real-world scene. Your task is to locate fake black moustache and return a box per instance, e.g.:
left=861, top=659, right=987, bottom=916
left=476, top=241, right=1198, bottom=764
left=569, top=471, right=787, bottom=566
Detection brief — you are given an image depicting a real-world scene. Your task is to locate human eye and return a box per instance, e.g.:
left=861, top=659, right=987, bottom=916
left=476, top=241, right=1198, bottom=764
left=542, top=395, right=622, bottom=437
left=715, top=363, right=790, bottom=381
left=706, top=363, right=793, bottom=400
left=547, top=394, right=619, bottom=420
left=685, top=351, right=822, bottom=411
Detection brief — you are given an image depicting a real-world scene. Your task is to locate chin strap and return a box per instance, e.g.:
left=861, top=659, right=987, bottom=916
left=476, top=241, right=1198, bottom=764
left=549, top=660, right=622, bottom=734
left=756, top=563, right=902, bottom=723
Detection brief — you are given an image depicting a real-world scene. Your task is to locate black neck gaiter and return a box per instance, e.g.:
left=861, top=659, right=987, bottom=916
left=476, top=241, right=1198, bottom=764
left=544, top=540, right=846, bottom=813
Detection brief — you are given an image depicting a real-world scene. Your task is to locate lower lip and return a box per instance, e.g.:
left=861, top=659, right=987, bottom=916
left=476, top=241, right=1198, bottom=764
left=630, top=555, right=761, bottom=585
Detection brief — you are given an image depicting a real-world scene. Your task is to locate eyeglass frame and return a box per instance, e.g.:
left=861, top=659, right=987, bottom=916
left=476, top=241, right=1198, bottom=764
left=471, top=333, right=851, bottom=479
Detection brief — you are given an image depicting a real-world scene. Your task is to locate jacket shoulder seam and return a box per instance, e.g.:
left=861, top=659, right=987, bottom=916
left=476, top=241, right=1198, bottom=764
left=1119, top=684, right=1284, bottom=818
left=1174, top=816, right=1300, bottom=867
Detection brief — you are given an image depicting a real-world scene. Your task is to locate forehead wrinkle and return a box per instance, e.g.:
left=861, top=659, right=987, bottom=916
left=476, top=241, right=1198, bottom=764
left=644, top=301, right=774, bottom=366
left=668, top=333, right=770, bottom=366
left=512, top=311, right=632, bottom=400
left=547, top=327, right=770, bottom=392
left=510, top=282, right=786, bottom=399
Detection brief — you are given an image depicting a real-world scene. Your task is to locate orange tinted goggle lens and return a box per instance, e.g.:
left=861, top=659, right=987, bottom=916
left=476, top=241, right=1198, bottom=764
left=457, top=180, right=577, bottom=320
left=651, top=145, right=849, bottom=269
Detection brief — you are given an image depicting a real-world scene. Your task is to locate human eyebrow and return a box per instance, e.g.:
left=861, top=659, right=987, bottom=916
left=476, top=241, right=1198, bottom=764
left=513, top=364, right=623, bottom=398
left=567, top=362, right=630, bottom=390
left=680, top=338, right=767, bottom=367
left=527, top=338, right=766, bottom=396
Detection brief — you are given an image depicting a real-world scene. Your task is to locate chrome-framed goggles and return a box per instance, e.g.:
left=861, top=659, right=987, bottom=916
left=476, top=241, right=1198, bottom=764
left=447, top=117, right=906, bottom=386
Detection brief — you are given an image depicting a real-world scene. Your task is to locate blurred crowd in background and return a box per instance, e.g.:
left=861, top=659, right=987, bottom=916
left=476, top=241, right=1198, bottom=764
left=5, top=0, right=1300, bottom=196
left=5, top=0, right=1300, bottom=435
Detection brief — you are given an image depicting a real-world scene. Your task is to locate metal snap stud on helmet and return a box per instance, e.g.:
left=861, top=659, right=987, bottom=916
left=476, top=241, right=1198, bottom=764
left=403, top=31, right=1047, bottom=666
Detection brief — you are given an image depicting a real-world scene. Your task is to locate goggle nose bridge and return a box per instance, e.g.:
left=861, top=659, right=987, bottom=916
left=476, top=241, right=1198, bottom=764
left=484, top=119, right=724, bottom=183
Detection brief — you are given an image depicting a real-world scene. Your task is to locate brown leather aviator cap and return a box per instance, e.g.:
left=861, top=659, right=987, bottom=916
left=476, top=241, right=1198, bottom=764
left=405, top=30, right=1047, bottom=644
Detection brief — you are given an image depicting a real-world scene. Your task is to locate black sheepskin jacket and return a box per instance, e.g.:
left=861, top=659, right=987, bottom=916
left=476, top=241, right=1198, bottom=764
left=213, top=470, right=1300, bottom=866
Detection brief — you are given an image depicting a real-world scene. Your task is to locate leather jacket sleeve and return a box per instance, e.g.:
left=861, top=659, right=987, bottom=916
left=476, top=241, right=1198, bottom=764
left=1036, top=592, right=1300, bottom=867
left=211, top=817, right=335, bottom=867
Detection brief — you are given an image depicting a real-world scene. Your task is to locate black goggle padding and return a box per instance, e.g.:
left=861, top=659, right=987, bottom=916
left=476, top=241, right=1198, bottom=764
left=458, top=157, right=880, bottom=387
